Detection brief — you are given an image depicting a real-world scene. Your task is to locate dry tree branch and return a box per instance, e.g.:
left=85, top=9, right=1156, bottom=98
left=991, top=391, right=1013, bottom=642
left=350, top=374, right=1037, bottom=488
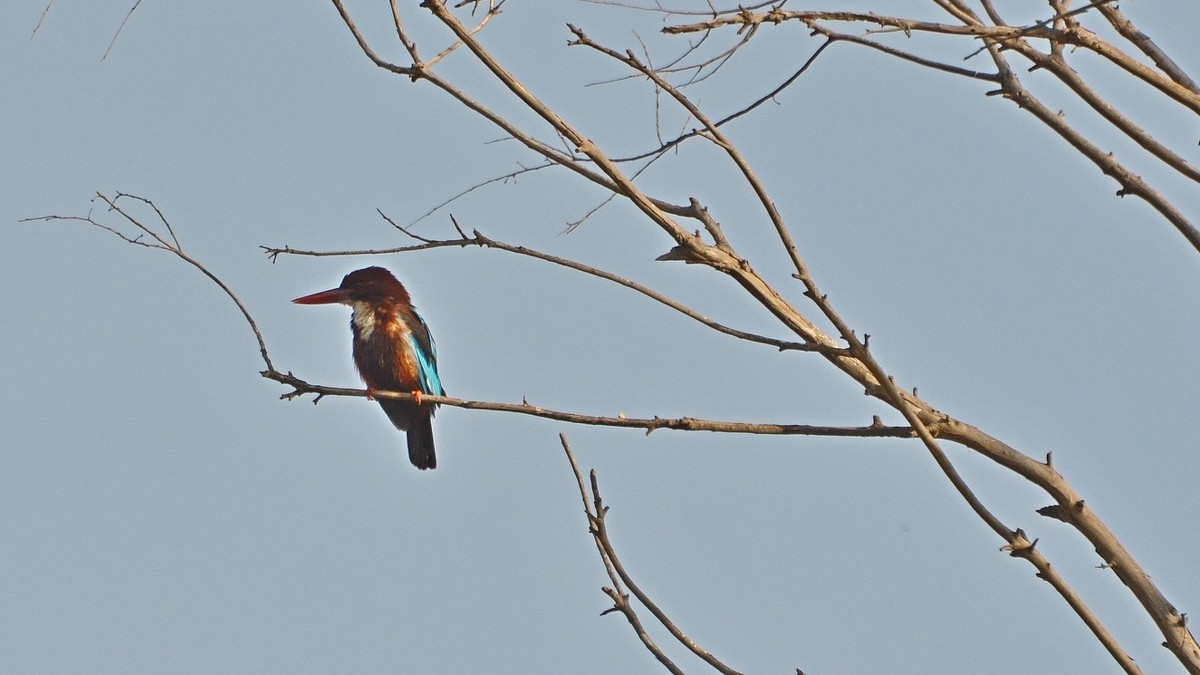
left=804, top=29, right=1003, bottom=81
left=263, top=225, right=839, bottom=355
left=964, top=34, right=1199, bottom=673
left=25, top=192, right=276, bottom=373
left=265, top=370, right=909, bottom=438
left=561, top=435, right=687, bottom=675
left=1095, top=3, right=1198, bottom=93
left=608, top=39, right=839, bottom=164
left=877, top=8, right=1196, bottom=667
left=668, top=22, right=759, bottom=87
left=332, top=0, right=712, bottom=227
left=413, top=3, right=841, bottom=360
left=665, top=10, right=1021, bottom=38
left=561, top=434, right=744, bottom=675
left=28, top=1, right=1200, bottom=672
left=1054, top=26, right=1200, bottom=113
left=403, top=161, right=557, bottom=228
left=817, top=29, right=1199, bottom=251
left=567, top=28, right=809, bottom=280
left=102, top=0, right=143, bottom=62
left=578, top=0, right=780, bottom=18
left=387, top=0, right=423, bottom=64
left=565, top=145, right=681, bottom=232
left=32, top=0, right=54, bottom=39
left=569, top=23, right=1147, bottom=674
left=661, top=5, right=1200, bottom=113
left=656, top=6, right=1197, bottom=669
left=661, top=6, right=1200, bottom=253
left=333, top=3, right=1199, bottom=671
left=46, top=3, right=1187, bottom=673
left=986, top=35, right=1200, bottom=184
left=416, top=1, right=687, bottom=230
left=427, top=0, right=505, bottom=67
left=32, top=194, right=910, bottom=444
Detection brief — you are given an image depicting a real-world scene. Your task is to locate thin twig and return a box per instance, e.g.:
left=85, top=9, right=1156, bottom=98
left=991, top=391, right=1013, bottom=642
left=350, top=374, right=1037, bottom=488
left=561, top=435, right=743, bottom=675
left=263, top=225, right=838, bottom=354
left=102, top=0, right=142, bottom=61
left=32, top=0, right=54, bottom=39
left=560, top=435, right=686, bottom=675
left=609, top=39, right=842, bottom=164
left=26, top=193, right=277, bottom=373
left=427, top=0, right=506, bottom=67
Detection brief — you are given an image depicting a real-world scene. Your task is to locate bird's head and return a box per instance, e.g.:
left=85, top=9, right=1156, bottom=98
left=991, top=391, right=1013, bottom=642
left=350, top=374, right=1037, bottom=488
left=292, top=266, right=411, bottom=306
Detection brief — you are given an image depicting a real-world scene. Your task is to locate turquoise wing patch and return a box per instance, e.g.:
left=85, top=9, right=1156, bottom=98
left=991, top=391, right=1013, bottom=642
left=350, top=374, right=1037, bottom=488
left=407, top=332, right=444, bottom=396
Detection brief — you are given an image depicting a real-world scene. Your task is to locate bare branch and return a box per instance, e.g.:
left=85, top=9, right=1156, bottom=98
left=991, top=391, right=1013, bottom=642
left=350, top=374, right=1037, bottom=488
left=26, top=192, right=277, bottom=373
left=32, top=0, right=54, bottom=39
left=388, top=0, right=423, bottom=64
left=39, top=3, right=1200, bottom=672
left=803, top=27, right=1001, bottom=81
left=102, top=0, right=143, bottom=62
left=331, top=0, right=419, bottom=78
left=393, top=7, right=1191, bottom=670
left=561, top=435, right=687, bottom=675
left=405, top=161, right=557, bottom=228
left=660, top=5, right=1200, bottom=253
left=264, top=221, right=837, bottom=354
left=609, top=39, right=846, bottom=164
left=562, top=435, right=744, bottom=675
left=986, top=45, right=1200, bottom=251
left=1095, top=3, right=1199, bottom=94
left=427, top=0, right=506, bottom=67
left=265, top=370, right=913, bottom=439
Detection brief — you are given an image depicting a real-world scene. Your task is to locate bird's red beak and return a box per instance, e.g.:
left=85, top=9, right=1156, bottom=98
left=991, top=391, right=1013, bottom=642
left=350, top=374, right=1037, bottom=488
left=292, top=287, right=348, bottom=305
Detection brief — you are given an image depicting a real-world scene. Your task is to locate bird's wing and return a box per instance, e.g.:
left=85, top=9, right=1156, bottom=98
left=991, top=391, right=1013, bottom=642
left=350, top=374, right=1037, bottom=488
left=406, top=315, right=444, bottom=396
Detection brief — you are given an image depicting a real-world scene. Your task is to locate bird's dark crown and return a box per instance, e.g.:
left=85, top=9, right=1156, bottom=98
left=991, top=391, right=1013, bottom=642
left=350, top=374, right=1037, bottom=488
left=339, top=266, right=410, bottom=303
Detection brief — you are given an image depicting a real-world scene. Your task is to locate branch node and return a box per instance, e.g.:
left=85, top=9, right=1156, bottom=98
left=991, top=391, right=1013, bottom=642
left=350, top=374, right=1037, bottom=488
left=1036, top=504, right=1070, bottom=523
left=1002, top=529, right=1037, bottom=557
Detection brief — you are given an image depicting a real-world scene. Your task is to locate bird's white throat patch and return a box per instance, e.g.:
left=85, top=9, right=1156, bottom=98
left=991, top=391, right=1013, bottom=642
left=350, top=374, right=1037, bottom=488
left=351, top=301, right=376, bottom=339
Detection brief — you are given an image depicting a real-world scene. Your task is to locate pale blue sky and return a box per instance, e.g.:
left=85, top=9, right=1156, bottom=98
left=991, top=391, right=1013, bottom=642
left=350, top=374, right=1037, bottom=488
left=4, top=3, right=1199, bottom=674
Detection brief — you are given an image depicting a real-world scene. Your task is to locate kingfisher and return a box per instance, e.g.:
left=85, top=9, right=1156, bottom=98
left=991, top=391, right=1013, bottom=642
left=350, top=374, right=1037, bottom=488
left=292, top=266, right=444, bottom=470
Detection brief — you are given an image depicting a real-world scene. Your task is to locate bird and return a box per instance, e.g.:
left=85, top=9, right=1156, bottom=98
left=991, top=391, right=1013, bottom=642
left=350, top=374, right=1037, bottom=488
left=292, top=266, right=444, bottom=470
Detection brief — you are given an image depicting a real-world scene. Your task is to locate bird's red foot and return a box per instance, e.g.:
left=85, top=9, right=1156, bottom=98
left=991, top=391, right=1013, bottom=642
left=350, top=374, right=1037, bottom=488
left=365, top=386, right=376, bottom=401
left=411, top=389, right=423, bottom=405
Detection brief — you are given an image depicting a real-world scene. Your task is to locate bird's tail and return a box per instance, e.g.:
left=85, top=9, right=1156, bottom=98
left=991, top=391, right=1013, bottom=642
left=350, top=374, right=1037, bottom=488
left=406, top=411, right=437, bottom=470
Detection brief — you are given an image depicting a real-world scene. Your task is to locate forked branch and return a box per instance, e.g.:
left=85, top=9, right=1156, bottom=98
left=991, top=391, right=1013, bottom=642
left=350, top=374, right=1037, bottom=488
left=660, top=3, right=1200, bottom=252
left=562, top=434, right=744, bottom=675
left=328, top=2, right=1195, bottom=671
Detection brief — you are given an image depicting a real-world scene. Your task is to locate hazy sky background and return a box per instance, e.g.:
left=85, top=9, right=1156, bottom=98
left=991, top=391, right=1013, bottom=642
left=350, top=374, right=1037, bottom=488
left=3, top=2, right=1199, bottom=673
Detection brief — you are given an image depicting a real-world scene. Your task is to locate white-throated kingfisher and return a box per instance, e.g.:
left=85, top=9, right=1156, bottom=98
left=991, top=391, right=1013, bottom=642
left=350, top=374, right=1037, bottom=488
left=292, top=266, right=444, bottom=470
